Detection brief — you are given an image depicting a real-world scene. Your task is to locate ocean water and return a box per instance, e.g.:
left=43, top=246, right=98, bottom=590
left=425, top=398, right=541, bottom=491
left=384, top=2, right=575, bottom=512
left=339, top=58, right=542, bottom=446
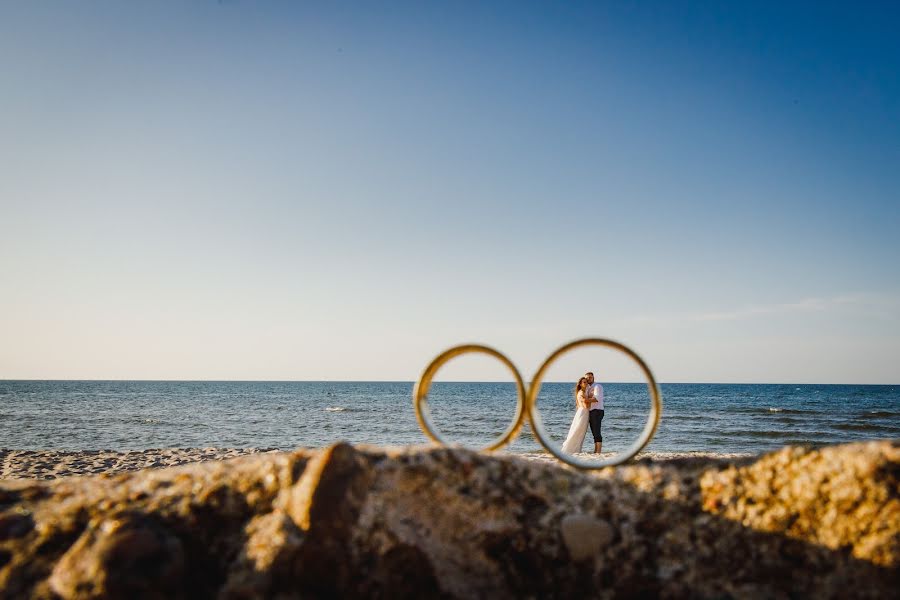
left=0, top=381, right=897, bottom=455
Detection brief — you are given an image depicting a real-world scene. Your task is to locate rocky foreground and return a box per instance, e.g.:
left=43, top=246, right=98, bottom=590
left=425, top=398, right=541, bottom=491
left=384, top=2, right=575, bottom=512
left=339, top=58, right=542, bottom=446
left=0, top=441, right=897, bottom=599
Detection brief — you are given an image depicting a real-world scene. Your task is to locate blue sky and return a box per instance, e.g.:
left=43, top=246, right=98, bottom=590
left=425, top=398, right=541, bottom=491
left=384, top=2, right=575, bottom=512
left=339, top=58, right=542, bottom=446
left=1, top=1, right=898, bottom=382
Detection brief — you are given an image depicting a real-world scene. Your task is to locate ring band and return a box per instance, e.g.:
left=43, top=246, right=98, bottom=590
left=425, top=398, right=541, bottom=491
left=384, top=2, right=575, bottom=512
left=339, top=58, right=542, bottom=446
left=526, top=338, right=662, bottom=469
left=412, top=344, right=527, bottom=453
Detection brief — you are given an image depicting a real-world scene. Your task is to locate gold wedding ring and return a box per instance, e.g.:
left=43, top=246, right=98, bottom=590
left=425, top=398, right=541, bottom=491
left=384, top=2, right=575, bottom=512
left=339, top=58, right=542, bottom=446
left=527, top=338, right=662, bottom=468
left=413, top=344, right=528, bottom=453
left=412, top=338, right=662, bottom=469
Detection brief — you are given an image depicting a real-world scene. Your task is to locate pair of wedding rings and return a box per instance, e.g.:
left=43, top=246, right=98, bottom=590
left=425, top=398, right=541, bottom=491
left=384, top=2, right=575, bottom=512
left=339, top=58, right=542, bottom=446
left=413, top=338, right=662, bottom=469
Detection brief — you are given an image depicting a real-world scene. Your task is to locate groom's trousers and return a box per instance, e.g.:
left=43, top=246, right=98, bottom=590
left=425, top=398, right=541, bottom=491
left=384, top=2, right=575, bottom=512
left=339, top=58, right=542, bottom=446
left=588, top=409, right=604, bottom=443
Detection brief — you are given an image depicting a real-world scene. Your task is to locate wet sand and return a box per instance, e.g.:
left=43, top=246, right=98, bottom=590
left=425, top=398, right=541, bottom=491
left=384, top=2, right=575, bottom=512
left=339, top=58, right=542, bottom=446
left=0, top=447, right=754, bottom=480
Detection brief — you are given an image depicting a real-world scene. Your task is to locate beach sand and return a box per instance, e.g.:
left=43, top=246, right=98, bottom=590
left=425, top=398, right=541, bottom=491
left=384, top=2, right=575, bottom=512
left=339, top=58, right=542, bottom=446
left=518, top=450, right=755, bottom=464
left=0, top=447, right=754, bottom=480
left=0, top=448, right=279, bottom=480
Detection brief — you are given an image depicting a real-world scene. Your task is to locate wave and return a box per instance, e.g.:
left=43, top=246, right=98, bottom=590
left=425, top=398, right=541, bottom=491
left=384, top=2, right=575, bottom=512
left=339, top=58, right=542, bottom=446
left=862, top=410, right=900, bottom=418
left=735, top=407, right=810, bottom=415
left=123, top=417, right=172, bottom=426
left=325, top=406, right=348, bottom=412
left=780, top=439, right=828, bottom=447
left=833, top=423, right=900, bottom=433
left=770, top=416, right=804, bottom=424
left=730, top=430, right=801, bottom=439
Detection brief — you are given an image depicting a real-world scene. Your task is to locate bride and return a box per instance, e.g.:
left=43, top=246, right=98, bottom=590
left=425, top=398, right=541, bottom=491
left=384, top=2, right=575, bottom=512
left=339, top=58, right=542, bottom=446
left=561, top=377, right=590, bottom=454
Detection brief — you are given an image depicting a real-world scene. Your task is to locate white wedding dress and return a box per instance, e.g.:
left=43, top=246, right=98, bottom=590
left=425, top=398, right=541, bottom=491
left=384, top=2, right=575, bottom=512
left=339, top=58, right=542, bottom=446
left=561, top=405, right=590, bottom=454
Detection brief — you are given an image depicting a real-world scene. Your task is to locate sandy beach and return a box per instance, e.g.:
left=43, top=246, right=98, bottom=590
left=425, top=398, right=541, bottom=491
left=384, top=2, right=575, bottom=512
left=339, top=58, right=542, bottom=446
left=518, top=450, right=755, bottom=465
left=0, top=447, right=756, bottom=480
left=0, top=448, right=279, bottom=481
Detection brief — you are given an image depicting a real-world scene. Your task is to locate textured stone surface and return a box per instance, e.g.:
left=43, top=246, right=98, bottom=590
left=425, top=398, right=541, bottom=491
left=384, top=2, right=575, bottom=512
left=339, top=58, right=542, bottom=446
left=560, top=514, right=614, bottom=562
left=0, top=441, right=897, bottom=599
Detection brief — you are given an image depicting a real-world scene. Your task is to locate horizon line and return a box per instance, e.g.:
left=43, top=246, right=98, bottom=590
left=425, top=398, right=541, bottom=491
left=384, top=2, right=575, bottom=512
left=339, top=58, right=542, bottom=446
left=0, top=379, right=896, bottom=386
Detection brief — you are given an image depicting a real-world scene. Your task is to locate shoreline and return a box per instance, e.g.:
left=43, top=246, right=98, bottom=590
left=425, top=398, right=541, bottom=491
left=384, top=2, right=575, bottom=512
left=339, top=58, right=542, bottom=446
left=0, top=446, right=755, bottom=481
left=0, top=448, right=279, bottom=481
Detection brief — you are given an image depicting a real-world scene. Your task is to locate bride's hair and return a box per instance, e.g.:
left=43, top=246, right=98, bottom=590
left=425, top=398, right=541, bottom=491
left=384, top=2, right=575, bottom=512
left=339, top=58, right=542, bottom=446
left=574, top=377, right=587, bottom=403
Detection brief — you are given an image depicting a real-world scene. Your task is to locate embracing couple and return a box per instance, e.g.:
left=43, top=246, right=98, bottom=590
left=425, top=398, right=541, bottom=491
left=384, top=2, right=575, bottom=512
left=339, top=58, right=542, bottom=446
left=561, top=371, right=604, bottom=455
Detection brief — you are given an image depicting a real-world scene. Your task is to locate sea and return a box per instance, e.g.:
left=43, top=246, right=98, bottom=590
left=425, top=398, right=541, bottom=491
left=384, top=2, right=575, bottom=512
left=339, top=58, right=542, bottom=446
left=1, top=381, right=897, bottom=456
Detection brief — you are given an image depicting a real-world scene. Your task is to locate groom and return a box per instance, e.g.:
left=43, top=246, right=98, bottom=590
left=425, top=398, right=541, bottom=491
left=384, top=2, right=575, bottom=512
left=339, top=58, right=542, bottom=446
left=584, top=372, right=604, bottom=453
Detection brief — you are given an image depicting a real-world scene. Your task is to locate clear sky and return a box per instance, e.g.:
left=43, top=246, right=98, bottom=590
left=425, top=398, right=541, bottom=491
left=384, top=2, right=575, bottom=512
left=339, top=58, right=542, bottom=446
left=1, top=1, right=898, bottom=383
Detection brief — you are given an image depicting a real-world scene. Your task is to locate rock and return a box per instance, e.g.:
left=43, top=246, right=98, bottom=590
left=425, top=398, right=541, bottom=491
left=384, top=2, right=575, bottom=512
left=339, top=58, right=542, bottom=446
left=560, top=514, right=614, bottom=561
left=0, top=513, right=32, bottom=541
left=0, top=441, right=897, bottom=599
left=48, top=515, right=186, bottom=599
